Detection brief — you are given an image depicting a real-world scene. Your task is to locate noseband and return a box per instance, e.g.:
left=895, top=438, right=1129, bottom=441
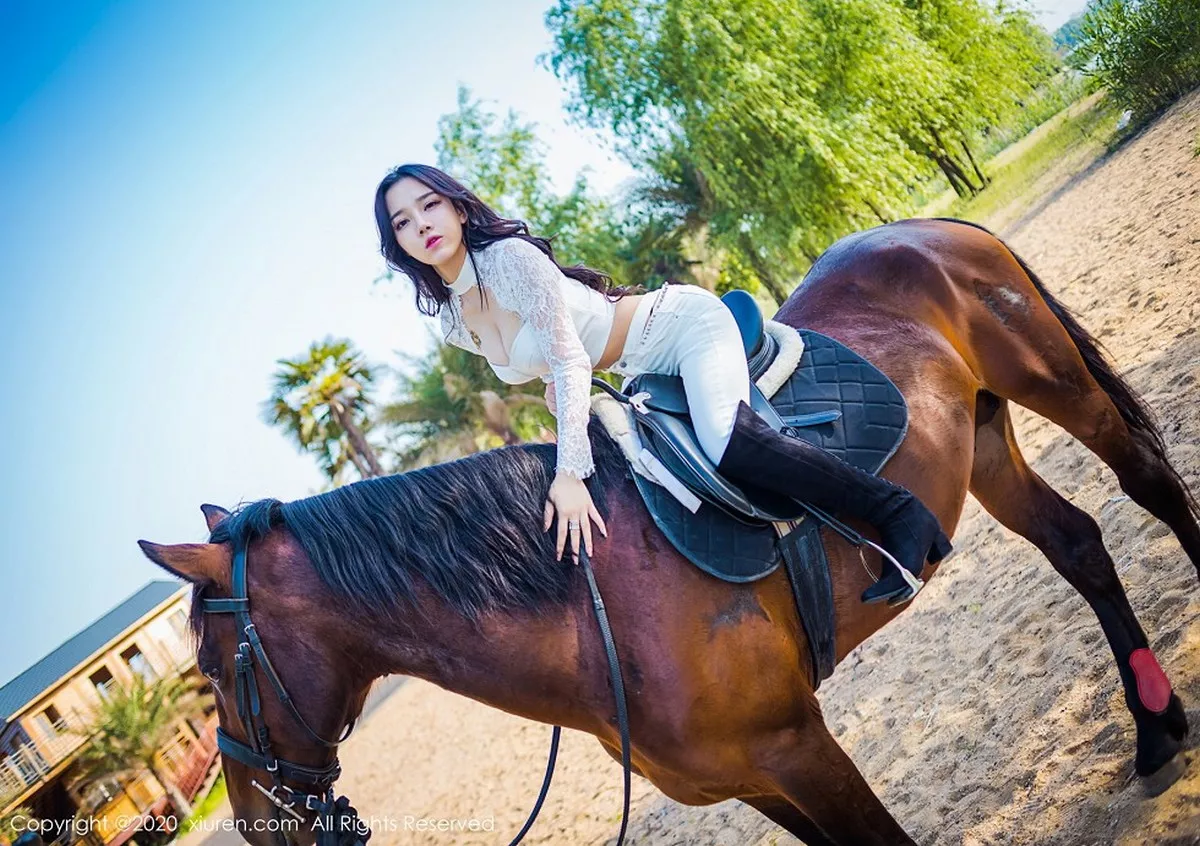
left=202, top=538, right=369, bottom=846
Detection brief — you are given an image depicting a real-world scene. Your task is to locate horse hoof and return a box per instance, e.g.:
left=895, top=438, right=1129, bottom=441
left=1141, top=752, right=1188, bottom=797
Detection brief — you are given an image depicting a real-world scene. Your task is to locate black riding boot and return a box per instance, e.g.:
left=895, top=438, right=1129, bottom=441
left=716, top=401, right=952, bottom=604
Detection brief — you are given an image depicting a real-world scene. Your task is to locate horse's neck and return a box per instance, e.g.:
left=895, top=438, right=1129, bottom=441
left=366, top=591, right=605, bottom=733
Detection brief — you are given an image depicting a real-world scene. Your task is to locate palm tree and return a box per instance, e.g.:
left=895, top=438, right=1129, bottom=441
left=263, top=338, right=386, bottom=482
left=74, top=676, right=212, bottom=821
left=382, top=333, right=551, bottom=469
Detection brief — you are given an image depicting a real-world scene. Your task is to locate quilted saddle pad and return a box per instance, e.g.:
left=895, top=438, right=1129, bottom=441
left=632, top=327, right=909, bottom=583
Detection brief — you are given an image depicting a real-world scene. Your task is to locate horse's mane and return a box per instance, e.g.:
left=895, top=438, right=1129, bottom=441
left=200, top=419, right=627, bottom=629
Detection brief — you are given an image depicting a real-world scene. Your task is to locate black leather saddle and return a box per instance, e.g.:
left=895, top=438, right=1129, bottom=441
left=598, top=289, right=909, bottom=684
left=618, top=290, right=908, bottom=526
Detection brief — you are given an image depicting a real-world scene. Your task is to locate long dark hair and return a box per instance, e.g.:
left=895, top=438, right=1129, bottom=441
left=374, top=163, right=639, bottom=317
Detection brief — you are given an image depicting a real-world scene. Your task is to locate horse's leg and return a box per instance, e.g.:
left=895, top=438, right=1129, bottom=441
left=946, top=221, right=1200, bottom=575
left=969, top=396, right=1188, bottom=780
left=1001, top=364, right=1200, bottom=575
left=741, top=796, right=835, bottom=845
left=756, top=714, right=917, bottom=845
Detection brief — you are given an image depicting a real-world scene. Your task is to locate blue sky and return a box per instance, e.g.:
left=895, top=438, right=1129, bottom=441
left=0, top=0, right=1085, bottom=686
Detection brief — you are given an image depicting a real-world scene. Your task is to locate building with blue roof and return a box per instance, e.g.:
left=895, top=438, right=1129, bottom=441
left=0, top=581, right=218, bottom=846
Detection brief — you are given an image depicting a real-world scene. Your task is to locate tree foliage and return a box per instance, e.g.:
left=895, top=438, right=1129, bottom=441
left=0, top=807, right=36, bottom=845
left=1069, top=0, right=1200, bottom=119
left=435, top=85, right=632, bottom=285
left=545, top=0, right=1060, bottom=266
left=262, top=338, right=385, bottom=484
left=381, top=330, right=554, bottom=470
left=74, top=675, right=211, bottom=820
left=1054, top=10, right=1090, bottom=53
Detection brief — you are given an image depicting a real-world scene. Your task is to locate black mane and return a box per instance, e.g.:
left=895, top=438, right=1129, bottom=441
left=204, top=419, right=627, bottom=624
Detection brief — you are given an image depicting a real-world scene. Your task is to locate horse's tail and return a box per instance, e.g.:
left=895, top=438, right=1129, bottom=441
left=936, top=216, right=1199, bottom=520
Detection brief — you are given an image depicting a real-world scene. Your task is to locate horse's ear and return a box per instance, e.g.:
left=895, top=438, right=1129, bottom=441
left=200, top=503, right=231, bottom=533
left=138, top=541, right=229, bottom=586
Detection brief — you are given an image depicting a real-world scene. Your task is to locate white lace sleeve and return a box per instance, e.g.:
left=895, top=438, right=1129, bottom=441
left=484, top=238, right=595, bottom=479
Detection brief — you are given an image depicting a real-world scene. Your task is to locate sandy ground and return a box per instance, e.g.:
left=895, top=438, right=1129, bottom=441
left=325, top=90, right=1200, bottom=846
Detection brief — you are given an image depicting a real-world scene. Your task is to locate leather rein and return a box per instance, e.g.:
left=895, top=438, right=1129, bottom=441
left=203, top=534, right=632, bottom=846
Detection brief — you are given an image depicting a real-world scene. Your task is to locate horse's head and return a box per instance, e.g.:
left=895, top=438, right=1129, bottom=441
left=139, top=504, right=375, bottom=846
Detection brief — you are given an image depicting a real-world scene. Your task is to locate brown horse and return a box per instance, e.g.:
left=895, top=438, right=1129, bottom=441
left=140, top=218, right=1198, bottom=846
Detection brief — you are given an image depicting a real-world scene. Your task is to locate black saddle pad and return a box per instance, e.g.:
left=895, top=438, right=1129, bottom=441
left=770, top=329, right=909, bottom=473
left=631, top=327, right=908, bottom=583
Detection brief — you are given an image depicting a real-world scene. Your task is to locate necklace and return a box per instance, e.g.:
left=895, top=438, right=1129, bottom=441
left=450, top=296, right=484, bottom=351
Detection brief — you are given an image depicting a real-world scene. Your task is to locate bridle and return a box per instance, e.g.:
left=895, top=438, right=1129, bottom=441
left=202, top=532, right=631, bottom=846
left=202, top=538, right=368, bottom=846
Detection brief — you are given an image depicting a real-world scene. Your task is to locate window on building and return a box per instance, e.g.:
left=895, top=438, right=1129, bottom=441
left=168, top=608, right=188, bottom=640
left=121, top=644, right=157, bottom=682
left=33, top=704, right=64, bottom=737
left=90, top=666, right=115, bottom=700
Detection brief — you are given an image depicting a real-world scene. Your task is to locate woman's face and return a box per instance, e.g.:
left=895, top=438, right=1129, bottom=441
left=384, top=176, right=468, bottom=277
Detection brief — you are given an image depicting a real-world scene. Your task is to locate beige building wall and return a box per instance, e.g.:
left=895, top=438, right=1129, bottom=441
left=1, top=592, right=194, bottom=812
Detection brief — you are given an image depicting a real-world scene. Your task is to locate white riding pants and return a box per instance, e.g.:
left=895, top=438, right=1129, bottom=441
left=609, top=284, right=751, bottom=465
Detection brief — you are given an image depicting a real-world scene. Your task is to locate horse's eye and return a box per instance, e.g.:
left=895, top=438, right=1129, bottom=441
left=201, top=664, right=222, bottom=683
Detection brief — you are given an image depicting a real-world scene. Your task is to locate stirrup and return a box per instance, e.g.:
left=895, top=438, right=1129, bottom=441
left=863, top=539, right=924, bottom=605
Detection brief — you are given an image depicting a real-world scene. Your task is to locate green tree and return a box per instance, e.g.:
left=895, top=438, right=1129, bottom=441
left=545, top=0, right=1059, bottom=260
left=1069, top=0, right=1200, bottom=119
left=263, top=338, right=385, bottom=483
left=546, top=0, right=939, bottom=263
left=626, top=143, right=788, bottom=301
left=1054, top=9, right=1090, bottom=53
left=901, top=0, right=1058, bottom=191
left=382, top=332, right=553, bottom=469
left=74, top=676, right=211, bottom=821
left=0, top=807, right=36, bottom=845
left=435, top=85, right=632, bottom=283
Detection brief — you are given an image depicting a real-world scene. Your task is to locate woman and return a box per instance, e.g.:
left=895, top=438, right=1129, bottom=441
left=373, top=164, right=950, bottom=604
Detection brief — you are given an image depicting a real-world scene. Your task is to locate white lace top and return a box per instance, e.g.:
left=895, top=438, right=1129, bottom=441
left=437, top=237, right=617, bottom=479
